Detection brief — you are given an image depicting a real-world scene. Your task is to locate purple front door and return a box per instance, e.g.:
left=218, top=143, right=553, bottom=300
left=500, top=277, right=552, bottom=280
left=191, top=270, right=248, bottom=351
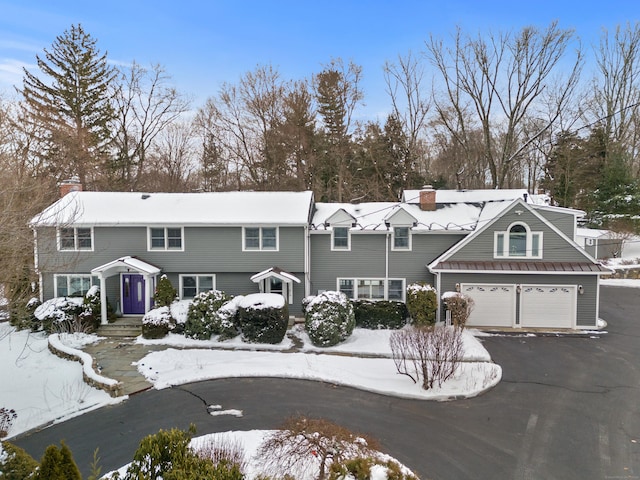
left=122, top=274, right=145, bottom=315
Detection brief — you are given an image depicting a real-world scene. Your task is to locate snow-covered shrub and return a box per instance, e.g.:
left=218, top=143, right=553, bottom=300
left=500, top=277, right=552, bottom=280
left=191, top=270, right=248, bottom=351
left=79, top=285, right=102, bottom=331
left=154, top=274, right=177, bottom=307
left=0, top=407, right=17, bottom=438
left=33, top=297, right=84, bottom=333
left=406, top=282, right=438, bottom=326
left=441, top=292, right=474, bottom=329
left=330, top=456, right=418, bottom=480
left=353, top=300, right=408, bottom=329
left=184, top=290, right=231, bottom=340
left=237, top=293, right=288, bottom=344
left=304, top=291, right=355, bottom=347
left=211, top=296, right=244, bottom=341
left=142, top=306, right=175, bottom=339
left=0, top=442, right=39, bottom=479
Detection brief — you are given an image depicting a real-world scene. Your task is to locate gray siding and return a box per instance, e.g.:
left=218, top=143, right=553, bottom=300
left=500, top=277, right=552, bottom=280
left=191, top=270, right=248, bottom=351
left=37, top=225, right=306, bottom=315
left=309, top=231, right=465, bottom=294
left=450, top=205, right=588, bottom=263
left=438, top=272, right=599, bottom=327
left=536, top=209, right=576, bottom=238
left=37, top=226, right=305, bottom=273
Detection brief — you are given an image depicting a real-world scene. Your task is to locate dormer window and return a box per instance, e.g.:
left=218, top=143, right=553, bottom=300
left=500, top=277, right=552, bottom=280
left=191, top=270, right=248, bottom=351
left=332, top=226, right=350, bottom=251
left=495, top=222, right=542, bottom=258
left=392, top=226, right=411, bottom=250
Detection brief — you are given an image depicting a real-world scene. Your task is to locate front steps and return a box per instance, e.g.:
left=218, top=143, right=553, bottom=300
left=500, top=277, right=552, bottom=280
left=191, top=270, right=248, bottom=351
left=97, top=317, right=142, bottom=337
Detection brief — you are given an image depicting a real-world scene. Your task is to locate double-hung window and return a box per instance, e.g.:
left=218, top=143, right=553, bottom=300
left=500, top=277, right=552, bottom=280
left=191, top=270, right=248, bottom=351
left=243, top=227, right=278, bottom=251
left=392, top=227, right=411, bottom=250
left=54, top=274, right=99, bottom=297
left=58, top=227, right=93, bottom=251
left=332, top=226, right=350, bottom=250
left=179, top=274, right=215, bottom=299
left=337, top=278, right=406, bottom=302
left=149, top=227, right=183, bottom=251
left=495, top=223, right=542, bottom=258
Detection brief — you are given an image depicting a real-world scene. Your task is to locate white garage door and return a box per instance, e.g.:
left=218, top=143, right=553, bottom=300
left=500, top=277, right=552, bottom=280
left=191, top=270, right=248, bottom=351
left=520, top=285, right=576, bottom=329
left=460, top=284, right=516, bottom=327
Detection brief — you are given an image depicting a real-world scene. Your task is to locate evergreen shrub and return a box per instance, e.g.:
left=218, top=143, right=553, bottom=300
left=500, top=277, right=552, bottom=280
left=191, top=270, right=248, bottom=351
left=304, top=291, right=355, bottom=347
left=154, top=275, right=177, bottom=307
left=142, top=306, right=175, bottom=339
left=353, top=300, right=408, bottom=329
left=406, top=282, right=438, bottom=326
left=237, top=293, right=288, bottom=344
left=33, top=297, right=84, bottom=333
left=36, top=441, right=81, bottom=480
left=184, top=290, right=231, bottom=340
left=0, top=442, right=39, bottom=480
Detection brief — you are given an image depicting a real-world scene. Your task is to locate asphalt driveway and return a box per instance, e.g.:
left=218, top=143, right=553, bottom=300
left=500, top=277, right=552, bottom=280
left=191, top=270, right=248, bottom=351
left=13, top=285, right=640, bottom=480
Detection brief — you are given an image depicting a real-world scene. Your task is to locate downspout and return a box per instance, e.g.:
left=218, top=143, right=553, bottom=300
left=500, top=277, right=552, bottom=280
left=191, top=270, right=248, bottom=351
left=99, top=273, right=107, bottom=325
left=304, top=224, right=310, bottom=298
left=32, top=228, right=43, bottom=302
left=435, top=271, right=441, bottom=323
left=385, top=231, right=390, bottom=299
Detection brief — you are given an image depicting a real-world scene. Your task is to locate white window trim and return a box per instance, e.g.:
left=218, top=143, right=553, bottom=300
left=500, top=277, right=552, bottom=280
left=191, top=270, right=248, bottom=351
left=336, top=277, right=406, bottom=302
left=391, top=226, right=412, bottom=251
left=179, top=274, right=216, bottom=299
left=494, top=222, right=543, bottom=259
left=54, top=274, right=99, bottom=297
left=242, top=226, right=279, bottom=251
left=56, top=227, right=94, bottom=252
left=147, top=227, right=185, bottom=252
left=331, top=226, right=351, bottom=251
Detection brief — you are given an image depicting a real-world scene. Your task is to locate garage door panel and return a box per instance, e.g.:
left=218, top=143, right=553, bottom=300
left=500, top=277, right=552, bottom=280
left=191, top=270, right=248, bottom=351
left=461, top=284, right=516, bottom=327
left=520, top=285, right=575, bottom=328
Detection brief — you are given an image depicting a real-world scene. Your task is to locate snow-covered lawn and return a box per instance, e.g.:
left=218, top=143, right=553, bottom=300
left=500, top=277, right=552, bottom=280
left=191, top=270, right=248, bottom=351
left=0, top=324, right=122, bottom=439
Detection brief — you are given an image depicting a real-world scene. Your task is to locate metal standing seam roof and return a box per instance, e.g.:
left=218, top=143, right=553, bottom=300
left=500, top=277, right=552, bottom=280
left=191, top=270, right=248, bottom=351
left=431, top=260, right=612, bottom=273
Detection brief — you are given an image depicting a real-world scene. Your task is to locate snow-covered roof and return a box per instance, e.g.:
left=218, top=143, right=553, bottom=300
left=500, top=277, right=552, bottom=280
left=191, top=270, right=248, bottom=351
left=576, top=227, right=610, bottom=239
left=312, top=201, right=488, bottom=232
left=402, top=189, right=550, bottom=205
left=30, top=191, right=315, bottom=227
left=91, top=256, right=161, bottom=276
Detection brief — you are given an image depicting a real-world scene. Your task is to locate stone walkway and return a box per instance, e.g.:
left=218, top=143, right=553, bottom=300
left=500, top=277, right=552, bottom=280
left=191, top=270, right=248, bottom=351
left=82, top=338, right=163, bottom=396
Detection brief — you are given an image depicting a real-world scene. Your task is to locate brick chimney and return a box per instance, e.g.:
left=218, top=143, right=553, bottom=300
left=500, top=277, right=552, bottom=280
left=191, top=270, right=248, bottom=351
left=419, top=185, right=436, bottom=211
left=59, top=177, right=82, bottom=197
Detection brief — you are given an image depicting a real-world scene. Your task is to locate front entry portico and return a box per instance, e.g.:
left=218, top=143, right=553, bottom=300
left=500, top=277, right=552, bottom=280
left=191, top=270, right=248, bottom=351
left=250, top=266, right=301, bottom=305
left=91, top=256, right=161, bottom=324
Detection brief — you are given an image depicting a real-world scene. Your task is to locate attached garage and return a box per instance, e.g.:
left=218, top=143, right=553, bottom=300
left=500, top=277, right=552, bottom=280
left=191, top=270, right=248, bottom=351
left=460, top=284, right=516, bottom=328
left=460, top=283, right=577, bottom=329
left=520, top=285, right=576, bottom=329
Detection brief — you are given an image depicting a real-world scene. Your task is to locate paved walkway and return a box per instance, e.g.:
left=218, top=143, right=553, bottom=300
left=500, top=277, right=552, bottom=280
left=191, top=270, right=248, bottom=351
left=82, top=338, right=163, bottom=396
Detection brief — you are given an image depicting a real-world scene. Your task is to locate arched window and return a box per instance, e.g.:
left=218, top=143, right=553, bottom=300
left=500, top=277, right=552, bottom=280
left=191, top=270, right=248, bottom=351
left=495, top=222, right=542, bottom=258
left=509, top=224, right=527, bottom=256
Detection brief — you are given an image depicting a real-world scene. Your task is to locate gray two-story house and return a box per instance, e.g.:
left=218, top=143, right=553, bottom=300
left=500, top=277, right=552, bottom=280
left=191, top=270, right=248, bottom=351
left=30, top=184, right=610, bottom=329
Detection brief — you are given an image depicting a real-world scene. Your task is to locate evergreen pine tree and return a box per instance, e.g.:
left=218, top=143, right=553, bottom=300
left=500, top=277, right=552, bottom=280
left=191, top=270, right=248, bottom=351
left=20, top=24, right=117, bottom=189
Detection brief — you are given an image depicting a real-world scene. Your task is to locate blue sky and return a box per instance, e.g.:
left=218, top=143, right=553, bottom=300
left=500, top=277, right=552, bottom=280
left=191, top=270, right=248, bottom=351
left=1, top=1, right=638, bottom=120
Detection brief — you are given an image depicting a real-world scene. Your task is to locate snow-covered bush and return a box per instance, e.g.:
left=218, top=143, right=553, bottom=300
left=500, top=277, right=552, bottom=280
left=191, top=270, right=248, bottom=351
left=142, top=306, right=175, bottom=339
left=211, top=296, right=244, bottom=341
left=153, top=274, right=177, bottom=307
left=184, top=290, right=231, bottom=340
left=353, top=300, right=408, bottom=329
left=304, top=291, right=355, bottom=347
left=406, top=282, right=438, bottom=326
left=237, top=293, right=288, bottom=344
left=441, top=292, right=474, bottom=329
left=330, top=456, right=418, bottom=480
left=33, top=297, right=85, bottom=333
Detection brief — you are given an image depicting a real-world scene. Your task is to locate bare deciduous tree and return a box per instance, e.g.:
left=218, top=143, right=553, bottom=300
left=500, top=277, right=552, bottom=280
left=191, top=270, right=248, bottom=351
left=110, top=62, right=191, bottom=190
left=256, top=415, right=379, bottom=480
left=427, top=22, right=582, bottom=188
left=390, top=325, right=463, bottom=390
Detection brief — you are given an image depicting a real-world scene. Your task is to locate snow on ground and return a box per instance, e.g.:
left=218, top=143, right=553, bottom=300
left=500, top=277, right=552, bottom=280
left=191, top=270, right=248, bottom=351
left=135, top=326, right=500, bottom=401
left=103, top=429, right=418, bottom=480
left=0, top=324, right=121, bottom=439
left=601, top=278, right=640, bottom=288
left=1, top=321, right=499, bottom=439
